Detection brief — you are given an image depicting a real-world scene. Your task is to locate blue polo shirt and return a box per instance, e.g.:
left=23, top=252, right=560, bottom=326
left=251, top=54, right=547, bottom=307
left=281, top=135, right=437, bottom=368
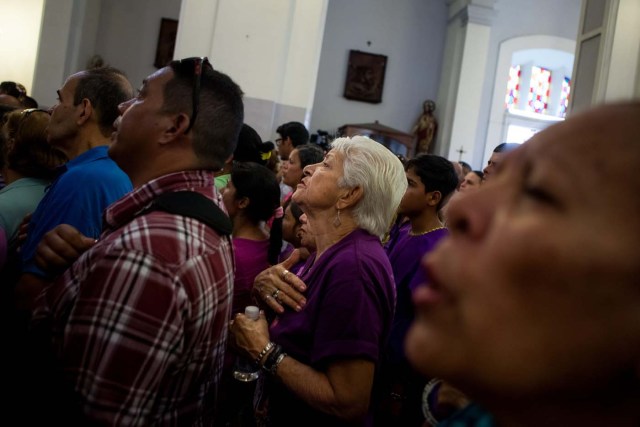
left=21, top=145, right=132, bottom=278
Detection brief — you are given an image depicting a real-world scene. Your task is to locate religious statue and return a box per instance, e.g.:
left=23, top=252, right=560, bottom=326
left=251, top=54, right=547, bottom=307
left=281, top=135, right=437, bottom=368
left=413, top=100, right=438, bottom=154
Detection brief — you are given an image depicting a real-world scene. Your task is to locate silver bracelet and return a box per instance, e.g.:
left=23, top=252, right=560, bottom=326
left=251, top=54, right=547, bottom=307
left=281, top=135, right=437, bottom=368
left=254, top=341, right=274, bottom=365
left=422, top=378, right=443, bottom=426
left=270, top=352, right=287, bottom=376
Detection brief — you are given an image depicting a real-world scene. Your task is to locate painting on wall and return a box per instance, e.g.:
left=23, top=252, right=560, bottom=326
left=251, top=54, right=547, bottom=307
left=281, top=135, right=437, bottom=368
left=343, top=50, right=388, bottom=104
left=154, top=18, right=179, bottom=68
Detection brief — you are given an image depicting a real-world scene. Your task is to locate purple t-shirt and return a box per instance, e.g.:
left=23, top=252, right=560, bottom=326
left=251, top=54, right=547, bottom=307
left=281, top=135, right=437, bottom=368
left=232, top=237, right=269, bottom=314
left=385, top=226, right=448, bottom=365
left=278, top=244, right=310, bottom=276
left=267, top=228, right=396, bottom=425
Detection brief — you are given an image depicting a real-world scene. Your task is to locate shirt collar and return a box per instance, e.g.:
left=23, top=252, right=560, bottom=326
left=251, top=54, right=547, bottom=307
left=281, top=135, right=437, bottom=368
left=103, top=170, right=220, bottom=231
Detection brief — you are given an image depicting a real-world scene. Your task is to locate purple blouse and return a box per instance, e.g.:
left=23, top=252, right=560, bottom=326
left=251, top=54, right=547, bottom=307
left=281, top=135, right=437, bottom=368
left=232, top=237, right=269, bottom=314
left=267, top=228, right=396, bottom=425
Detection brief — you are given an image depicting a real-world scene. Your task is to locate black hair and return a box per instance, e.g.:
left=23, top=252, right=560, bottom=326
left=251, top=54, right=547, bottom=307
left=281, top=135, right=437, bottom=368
left=0, top=104, right=18, bottom=122
left=167, top=59, right=244, bottom=170
left=230, top=162, right=281, bottom=264
left=294, top=143, right=324, bottom=169
left=281, top=197, right=304, bottom=248
left=0, top=82, right=24, bottom=98
left=406, top=154, right=459, bottom=210
left=233, top=123, right=273, bottom=166
left=459, top=161, right=472, bottom=174
left=276, top=121, right=309, bottom=147
left=472, top=170, right=484, bottom=180
left=21, top=96, right=38, bottom=109
left=282, top=197, right=304, bottom=224
left=493, top=142, right=520, bottom=153
left=73, top=67, right=133, bottom=137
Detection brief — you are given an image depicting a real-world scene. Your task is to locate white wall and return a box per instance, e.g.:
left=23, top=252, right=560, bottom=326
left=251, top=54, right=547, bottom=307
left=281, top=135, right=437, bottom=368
left=31, top=0, right=180, bottom=107
left=309, top=0, right=448, bottom=137
left=602, top=0, right=640, bottom=102
left=1, top=0, right=45, bottom=94
left=93, top=0, right=181, bottom=88
left=174, top=0, right=328, bottom=140
left=32, top=0, right=75, bottom=106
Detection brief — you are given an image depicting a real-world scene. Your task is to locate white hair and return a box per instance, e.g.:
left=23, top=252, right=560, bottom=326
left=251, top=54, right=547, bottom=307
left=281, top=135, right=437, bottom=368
left=331, top=136, right=407, bottom=239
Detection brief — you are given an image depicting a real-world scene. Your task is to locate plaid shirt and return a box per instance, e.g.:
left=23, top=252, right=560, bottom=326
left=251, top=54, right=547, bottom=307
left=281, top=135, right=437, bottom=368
left=32, top=170, right=234, bottom=425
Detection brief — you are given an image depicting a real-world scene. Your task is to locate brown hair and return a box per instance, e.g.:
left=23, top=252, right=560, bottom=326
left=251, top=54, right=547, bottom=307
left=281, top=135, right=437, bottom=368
left=1, top=109, right=67, bottom=179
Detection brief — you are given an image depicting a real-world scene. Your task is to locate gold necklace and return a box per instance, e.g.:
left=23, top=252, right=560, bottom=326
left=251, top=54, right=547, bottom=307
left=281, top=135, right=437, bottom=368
left=409, top=226, right=447, bottom=237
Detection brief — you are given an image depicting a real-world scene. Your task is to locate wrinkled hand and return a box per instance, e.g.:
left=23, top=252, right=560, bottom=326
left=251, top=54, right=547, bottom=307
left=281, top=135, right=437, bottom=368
left=229, top=310, right=271, bottom=361
left=253, top=249, right=308, bottom=314
left=34, top=224, right=96, bottom=275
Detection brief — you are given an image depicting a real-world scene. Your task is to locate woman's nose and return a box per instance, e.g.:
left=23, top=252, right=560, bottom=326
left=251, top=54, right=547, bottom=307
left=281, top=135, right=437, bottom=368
left=446, top=183, right=499, bottom=241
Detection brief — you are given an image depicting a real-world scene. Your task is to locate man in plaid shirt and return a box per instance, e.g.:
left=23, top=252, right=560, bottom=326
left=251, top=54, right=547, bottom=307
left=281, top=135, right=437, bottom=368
left=30, top=58, right=242, bottom=425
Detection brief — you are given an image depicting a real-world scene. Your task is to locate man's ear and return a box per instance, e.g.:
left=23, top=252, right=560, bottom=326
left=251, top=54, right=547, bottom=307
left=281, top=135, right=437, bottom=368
left=426, top=190, right=442, bottom=207
left=76, top=98, right=93, bottom=126
left=159, top=112, right=190, bottom=145
left=336, top=185, right=363, bottom=210
left=237, top=196, right=250, bottom=210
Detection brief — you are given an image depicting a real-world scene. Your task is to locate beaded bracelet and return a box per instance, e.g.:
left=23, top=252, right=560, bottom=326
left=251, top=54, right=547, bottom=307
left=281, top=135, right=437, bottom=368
left=262, top=344, right=284, bottom=372
left=422, top=378, right=443, bottom=426
left=254, top=341, right=275, bottom=366
left=261, top=344, right=282, bottom=368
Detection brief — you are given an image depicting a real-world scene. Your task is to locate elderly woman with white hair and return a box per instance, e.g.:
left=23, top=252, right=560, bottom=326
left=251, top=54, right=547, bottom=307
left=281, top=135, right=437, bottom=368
left=229, top=136, right=407, bottom=426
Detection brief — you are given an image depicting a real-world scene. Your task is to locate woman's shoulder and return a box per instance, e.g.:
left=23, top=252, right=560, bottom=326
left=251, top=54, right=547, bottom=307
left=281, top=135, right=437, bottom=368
left=325, top=229, right=386, bottom=265
left=309, top=229, right=393, bottom=289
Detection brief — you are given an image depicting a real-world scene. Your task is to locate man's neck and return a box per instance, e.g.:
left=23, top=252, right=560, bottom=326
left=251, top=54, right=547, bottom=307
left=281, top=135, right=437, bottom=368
left=59, top=131, right=110, bottom=160
left=2, top=168, right=24, bottom=185
left=408, top=209, right=442, bottom=234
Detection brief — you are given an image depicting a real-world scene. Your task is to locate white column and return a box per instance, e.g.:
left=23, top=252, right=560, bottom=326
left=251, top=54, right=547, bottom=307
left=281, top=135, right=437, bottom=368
left=175, top=0, right=328, bottom=141
left=31, top=0, right=74, bottom=106
left=601, top=0, right=640, bottom=102
left=31, top=0, right=103, bottom=107
left=571, top=0, right=640, bottom=113
left=435, top=0, right=496, bottom=164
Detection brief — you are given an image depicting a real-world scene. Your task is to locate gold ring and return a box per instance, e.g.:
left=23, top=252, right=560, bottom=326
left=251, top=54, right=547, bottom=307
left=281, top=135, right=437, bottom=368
left=281, top=269, right=290, bottom=281
left=272, top=289, right=281, bottom=300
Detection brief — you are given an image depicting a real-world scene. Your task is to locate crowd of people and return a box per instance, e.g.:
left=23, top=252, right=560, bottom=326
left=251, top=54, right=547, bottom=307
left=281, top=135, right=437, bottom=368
left=1, top=59, right=639, bottom=427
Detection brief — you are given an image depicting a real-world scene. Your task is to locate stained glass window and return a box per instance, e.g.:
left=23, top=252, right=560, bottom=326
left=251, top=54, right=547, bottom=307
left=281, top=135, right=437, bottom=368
left=558, top=76, right=571, bottom=117
left=528, top=66, right=551, bottom=114
left=505, top=65, right=521, bottom=109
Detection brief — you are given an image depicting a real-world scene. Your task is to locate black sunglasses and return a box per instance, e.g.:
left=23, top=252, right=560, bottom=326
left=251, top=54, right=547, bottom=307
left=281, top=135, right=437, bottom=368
left=179, top=57, right=212, bottom=134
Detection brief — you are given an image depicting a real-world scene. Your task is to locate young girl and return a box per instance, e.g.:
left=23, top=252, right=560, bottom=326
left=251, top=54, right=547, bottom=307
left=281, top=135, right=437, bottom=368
left=222, top=162, right=281, bottom=313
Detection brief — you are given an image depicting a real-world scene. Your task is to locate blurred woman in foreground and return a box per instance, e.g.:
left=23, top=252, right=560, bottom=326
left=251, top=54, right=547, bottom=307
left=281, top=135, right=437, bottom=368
left=406, top=103, right=640, bottom=427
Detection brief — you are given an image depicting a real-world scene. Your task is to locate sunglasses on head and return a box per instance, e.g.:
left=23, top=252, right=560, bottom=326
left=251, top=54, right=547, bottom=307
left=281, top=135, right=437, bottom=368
left=177, top=57, right=213, bottom=134
left=21, top=108, right=50, bottom=117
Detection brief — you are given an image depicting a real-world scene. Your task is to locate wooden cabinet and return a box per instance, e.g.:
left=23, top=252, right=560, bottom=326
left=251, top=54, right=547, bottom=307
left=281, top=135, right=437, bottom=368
left=338, top=121, right=415, bottom=158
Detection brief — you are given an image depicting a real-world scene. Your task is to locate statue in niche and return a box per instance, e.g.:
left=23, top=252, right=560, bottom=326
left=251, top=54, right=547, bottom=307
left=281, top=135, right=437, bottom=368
left=413, top=100, right=438, bottom=154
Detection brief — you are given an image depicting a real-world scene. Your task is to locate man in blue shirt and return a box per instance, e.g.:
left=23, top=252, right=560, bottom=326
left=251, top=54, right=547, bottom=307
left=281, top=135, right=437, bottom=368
left=15, top=67, right=133, bottom=310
